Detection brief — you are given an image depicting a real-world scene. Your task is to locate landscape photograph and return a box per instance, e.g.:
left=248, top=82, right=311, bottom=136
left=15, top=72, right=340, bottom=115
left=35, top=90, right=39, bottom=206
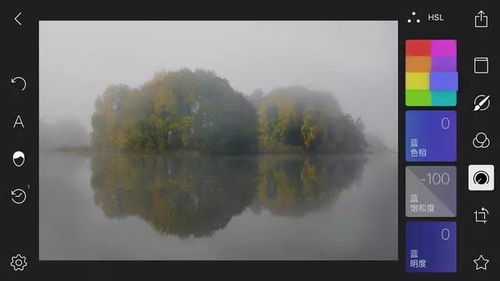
left=39, top=21, right=397, bottom=260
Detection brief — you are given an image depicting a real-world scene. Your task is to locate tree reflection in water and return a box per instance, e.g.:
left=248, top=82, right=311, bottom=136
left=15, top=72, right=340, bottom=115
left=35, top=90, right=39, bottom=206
left=90, top=152, right=366, bottom=238
left=256, top=154, right=366, bottom=216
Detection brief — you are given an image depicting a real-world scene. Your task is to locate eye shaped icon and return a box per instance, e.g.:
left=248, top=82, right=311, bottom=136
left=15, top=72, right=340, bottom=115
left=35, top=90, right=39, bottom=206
left=13, top=151, right=25, bottom=167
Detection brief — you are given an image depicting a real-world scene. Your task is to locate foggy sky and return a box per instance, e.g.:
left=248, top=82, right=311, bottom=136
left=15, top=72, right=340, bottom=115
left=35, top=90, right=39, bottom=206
left=40, top=21, right=397, bottom=148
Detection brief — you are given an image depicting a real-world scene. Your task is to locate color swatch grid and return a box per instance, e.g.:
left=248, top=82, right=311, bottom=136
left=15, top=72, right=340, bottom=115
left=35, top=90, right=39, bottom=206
left=406, top=40, right=458, bottom=106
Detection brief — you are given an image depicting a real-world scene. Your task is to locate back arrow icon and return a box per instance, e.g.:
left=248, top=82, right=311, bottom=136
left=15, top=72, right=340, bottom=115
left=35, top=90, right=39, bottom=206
left=15, top=12, right=22, bottom=26
left=11, top=77, right=27, bottom=91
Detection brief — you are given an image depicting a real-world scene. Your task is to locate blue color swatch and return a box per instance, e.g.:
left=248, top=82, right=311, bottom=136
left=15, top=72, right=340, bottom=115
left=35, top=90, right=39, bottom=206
left=406, top=110, right=456, bottom=162
left=430, top=72, right=458, bottom=91
left=406, top=221, right=457, bottom=273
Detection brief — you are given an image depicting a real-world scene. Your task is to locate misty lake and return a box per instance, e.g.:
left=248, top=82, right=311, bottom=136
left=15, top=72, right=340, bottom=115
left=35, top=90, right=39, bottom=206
left=39, top=152, right=397, bottom=260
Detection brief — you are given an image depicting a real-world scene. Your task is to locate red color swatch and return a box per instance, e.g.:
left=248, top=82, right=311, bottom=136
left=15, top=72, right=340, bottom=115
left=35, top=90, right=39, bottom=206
left=406, top=40, right=431, bottom=56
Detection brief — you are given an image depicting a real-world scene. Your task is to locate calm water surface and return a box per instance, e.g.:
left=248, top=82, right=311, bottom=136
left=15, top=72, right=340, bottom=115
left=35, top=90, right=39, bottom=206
left=40, top=152, right=397, bottom=260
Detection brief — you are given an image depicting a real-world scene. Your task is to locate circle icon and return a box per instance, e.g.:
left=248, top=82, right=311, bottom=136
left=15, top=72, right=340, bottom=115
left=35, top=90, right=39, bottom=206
left=12, top=151, right=25, bottom=167
left=473, top=95, right=490, bottom=111
left=472, top=132, right=490, bottom=149
left=10, top=254, right=27, bottom=271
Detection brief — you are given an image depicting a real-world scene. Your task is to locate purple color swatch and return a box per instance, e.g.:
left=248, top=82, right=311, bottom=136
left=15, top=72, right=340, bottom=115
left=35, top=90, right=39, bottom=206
left=431, top=56, right=456, bottom=71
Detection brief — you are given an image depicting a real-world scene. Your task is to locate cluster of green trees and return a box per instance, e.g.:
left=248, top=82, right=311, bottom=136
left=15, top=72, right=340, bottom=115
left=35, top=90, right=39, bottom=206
left=91, top=69, right=257, bottom=154
left=252, top=86, right=366, bottom=153
left=91, top=69, right=366, bottom=154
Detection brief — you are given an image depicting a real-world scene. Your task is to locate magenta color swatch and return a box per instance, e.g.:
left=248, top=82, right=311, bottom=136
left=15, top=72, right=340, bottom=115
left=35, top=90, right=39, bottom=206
left=431, top=40, right=456, bottom=56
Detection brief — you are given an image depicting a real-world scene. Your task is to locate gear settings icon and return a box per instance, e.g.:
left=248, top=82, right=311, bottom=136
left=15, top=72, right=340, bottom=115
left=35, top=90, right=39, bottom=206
left=10, top=254, right=27, bottom=271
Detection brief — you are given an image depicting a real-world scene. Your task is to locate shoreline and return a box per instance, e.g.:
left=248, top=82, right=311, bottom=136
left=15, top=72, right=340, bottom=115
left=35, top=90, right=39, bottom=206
left=44, top=145, right=396, bottom=157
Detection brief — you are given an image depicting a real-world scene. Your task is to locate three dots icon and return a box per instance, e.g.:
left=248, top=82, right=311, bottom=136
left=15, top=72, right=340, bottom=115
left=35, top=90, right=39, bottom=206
left=408, top=11, right=421, bottom=24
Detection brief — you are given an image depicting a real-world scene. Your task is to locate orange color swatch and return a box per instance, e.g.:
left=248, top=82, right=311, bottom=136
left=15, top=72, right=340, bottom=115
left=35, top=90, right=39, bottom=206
left=406, top=56, right=431, bottom=72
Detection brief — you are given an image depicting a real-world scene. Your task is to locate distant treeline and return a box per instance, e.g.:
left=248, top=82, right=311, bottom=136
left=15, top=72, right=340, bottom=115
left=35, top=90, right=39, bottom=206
left=91, top=69, right=366, bottom=154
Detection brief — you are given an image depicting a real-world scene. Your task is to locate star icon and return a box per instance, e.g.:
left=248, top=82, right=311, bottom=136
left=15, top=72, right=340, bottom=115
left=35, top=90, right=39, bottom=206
left=473, top=254, right=489, bottom=271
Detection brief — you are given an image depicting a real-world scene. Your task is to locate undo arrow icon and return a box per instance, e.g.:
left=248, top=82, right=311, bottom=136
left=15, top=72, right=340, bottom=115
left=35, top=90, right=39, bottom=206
left=11, top=76, right=27, bottom=91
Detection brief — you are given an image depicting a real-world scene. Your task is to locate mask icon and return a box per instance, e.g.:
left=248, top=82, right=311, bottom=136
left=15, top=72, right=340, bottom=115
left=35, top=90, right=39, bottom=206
left=13, top=151, right=25, bottom=167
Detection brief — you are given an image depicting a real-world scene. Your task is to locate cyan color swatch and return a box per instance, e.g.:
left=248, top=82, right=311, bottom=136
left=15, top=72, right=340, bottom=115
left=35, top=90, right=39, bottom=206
left=431, top=91, right=456, bottom=106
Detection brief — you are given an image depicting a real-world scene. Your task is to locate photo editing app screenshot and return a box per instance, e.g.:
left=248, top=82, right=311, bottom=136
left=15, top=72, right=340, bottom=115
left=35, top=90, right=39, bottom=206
left=1, top=2, right=498, bottom=280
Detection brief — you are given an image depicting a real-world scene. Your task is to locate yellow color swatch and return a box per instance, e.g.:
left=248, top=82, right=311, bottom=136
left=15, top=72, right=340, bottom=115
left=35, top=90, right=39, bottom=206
left=406, top=72, right=430, bottom=90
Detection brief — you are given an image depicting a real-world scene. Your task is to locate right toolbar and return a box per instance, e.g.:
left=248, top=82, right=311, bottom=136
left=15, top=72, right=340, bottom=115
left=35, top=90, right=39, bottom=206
left=403, top=9, right=498, bottom=276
